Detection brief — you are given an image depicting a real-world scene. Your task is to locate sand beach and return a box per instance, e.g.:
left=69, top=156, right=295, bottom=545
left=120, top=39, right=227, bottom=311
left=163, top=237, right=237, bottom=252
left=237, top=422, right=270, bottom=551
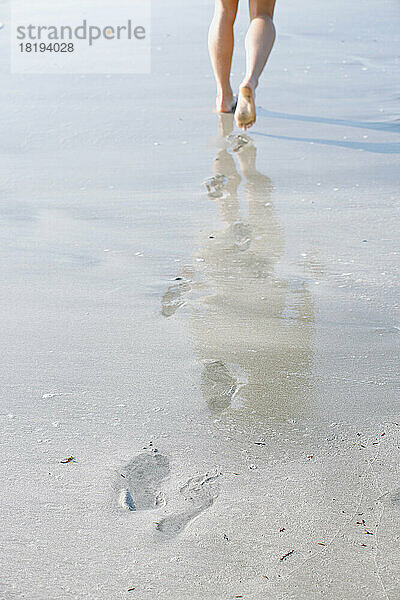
left=0, top=0, right=399, bottom=598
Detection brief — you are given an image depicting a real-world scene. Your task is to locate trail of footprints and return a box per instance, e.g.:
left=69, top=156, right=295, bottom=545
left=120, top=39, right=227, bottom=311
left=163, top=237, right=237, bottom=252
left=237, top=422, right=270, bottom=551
left=116, top=448, right=220, bottom=538
left=162, top=136, right=254, bottom=320
left=119, top=135, right=250, bottom=534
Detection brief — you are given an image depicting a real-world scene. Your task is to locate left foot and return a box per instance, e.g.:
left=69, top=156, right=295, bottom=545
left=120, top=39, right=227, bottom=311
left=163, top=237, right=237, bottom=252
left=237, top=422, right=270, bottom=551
left=216, top=94, right=237, bottom=114
left=235, top=85, right=256, bottom=130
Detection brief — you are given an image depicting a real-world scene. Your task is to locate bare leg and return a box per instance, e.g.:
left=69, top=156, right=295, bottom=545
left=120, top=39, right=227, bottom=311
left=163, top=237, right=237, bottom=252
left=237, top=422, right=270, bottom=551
left=235, top=0, right=276, bottom=129
left=208, top=0, right=239, bottom=113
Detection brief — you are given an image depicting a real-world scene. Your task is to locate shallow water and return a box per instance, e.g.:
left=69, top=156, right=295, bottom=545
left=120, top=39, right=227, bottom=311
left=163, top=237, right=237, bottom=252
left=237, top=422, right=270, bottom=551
left=0, top=0, right=399, bottom=598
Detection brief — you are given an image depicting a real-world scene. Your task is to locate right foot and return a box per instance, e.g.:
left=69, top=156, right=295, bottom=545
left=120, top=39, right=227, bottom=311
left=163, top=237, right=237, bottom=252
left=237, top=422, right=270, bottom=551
left=235, top=85, right=256, bottom=130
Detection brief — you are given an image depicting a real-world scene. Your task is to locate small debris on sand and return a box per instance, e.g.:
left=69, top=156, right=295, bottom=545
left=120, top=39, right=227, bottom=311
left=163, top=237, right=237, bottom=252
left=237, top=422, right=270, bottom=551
left=60, top=456, right=75, bottom=464
left=280, top=550, right=294, bottom=561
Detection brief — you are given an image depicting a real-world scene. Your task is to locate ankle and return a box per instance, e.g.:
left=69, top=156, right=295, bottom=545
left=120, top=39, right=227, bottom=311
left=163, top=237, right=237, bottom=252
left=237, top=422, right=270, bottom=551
left=216, top=95, right=235, bottom=113
left=240, top=80, right=257, bottom=93
left=217, top=87, right=233, bottom=101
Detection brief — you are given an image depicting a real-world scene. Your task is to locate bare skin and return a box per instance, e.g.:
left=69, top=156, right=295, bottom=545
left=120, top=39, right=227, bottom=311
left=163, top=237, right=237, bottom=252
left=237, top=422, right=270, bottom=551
left=208, top=0, right=276, bottom=129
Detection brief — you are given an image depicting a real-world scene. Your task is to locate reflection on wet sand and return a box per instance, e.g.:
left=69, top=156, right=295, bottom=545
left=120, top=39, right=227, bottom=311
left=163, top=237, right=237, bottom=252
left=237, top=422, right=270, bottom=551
left=162, top=114, right=316, bottom=421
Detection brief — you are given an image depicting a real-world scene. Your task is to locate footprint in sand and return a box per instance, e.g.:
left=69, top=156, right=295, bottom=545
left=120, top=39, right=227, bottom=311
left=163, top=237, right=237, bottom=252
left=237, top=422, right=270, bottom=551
left=204, top=173, right=228, bottom=199
left=230, top=221, right=252, bottom=251
left=202, top=360, right=240, bottom=413
left=116, top=450, right=170, bottom=512
left=227, top=133, right=252, bottom=153
left=161, top=268, right=194, bottom=318
left=156, top=471, right=220, bottom=537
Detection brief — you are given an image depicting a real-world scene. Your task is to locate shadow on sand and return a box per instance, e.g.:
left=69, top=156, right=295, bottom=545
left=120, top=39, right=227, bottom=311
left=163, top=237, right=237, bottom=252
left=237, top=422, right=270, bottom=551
left=256, top=107, right=400, bottom=154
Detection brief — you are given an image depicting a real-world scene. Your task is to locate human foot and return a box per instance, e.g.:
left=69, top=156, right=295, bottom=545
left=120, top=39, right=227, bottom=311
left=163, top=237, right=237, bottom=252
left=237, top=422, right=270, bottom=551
left=235, top=85, right=256, bottom=130
left=215, top=94, right=237, bottom=114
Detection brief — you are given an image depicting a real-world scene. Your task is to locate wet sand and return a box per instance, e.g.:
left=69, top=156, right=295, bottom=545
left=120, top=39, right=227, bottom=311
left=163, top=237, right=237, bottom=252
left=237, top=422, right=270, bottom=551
left=0, top=0, right=399, bottom=598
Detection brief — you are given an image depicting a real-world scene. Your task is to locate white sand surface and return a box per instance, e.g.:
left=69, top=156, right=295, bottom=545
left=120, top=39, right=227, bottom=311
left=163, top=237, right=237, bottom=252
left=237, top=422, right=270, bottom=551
left=0, top=0, right=399, bottom=598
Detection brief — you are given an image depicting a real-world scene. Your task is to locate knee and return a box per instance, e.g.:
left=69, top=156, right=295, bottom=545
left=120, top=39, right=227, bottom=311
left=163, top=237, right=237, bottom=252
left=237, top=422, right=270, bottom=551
left=214, top=1, right=238, bottom=25
left=250, top=1, right=276, bottom=20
